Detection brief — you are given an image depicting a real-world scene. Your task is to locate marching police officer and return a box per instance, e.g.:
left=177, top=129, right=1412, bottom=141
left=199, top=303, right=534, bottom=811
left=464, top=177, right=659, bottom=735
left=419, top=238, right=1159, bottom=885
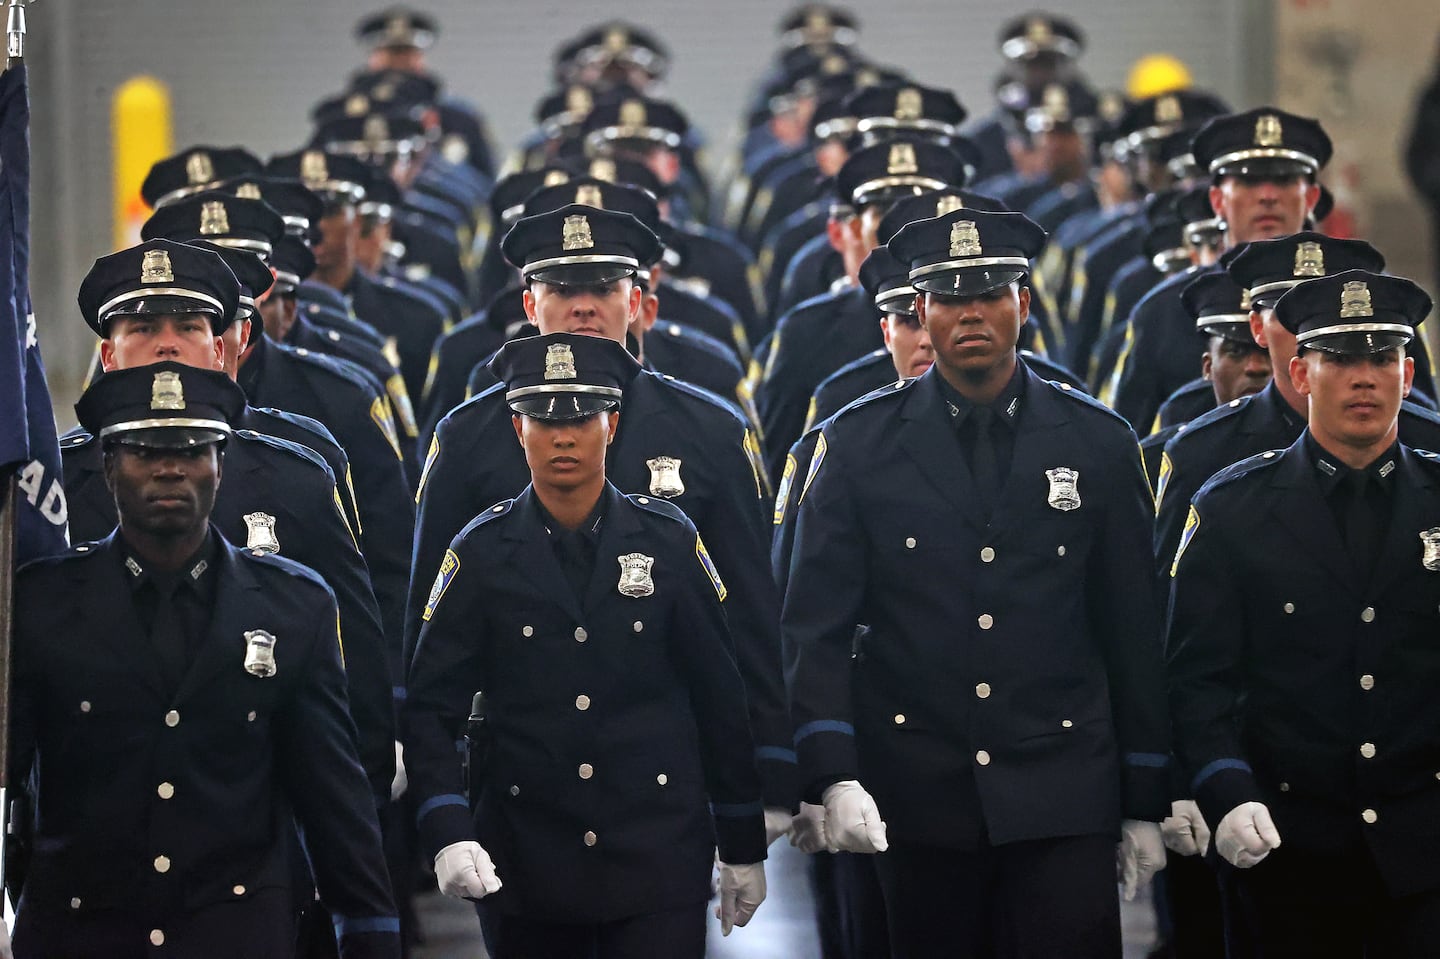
left=9, top=362, right=398, bottom=958
left=1166, top=271, right=1440, bottom=953
left=783, top=207, right=1171, bottom=957
left=404, top=333, right=766, bottom=957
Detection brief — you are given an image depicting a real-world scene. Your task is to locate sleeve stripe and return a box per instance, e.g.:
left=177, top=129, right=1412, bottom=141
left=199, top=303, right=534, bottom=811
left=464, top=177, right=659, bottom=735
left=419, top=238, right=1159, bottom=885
left=1191, top=758, right=1253, bottom=793
left=712, top=801, right=765, bottom=817
left=1123, top=752, right=1170, bottom=769
left=794, top=720, right=855, bottom=746
left=334, top=916, right=401, bottom=936
left=755, top=745, right=798, bottom=764
left=415, top=793, right=468, bottom=825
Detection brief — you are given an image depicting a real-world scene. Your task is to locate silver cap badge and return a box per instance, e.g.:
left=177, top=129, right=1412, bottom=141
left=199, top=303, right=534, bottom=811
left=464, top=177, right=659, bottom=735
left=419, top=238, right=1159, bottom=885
left=151, top=371, right=185, bottom=411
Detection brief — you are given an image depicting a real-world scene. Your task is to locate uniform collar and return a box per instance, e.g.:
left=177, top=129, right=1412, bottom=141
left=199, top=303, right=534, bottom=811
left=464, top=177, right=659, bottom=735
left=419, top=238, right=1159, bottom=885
left=935, top=358, right=1027, bottom=432
left=533, top=483, right=615, bottom=545
left=118, top=527, right=219, bottom=595
left=1303, top=430, right=1400, bottom=498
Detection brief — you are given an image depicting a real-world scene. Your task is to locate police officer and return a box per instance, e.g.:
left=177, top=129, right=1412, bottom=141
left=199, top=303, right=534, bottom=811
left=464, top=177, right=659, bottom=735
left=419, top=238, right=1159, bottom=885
left=409, top=206, right=797, bottom=833
left=1166, top=271, right=1440, bottom=954
left=404, top=333, right=766, bottom=958
left=784, top=207, right=1170, bottom=957
left=9, top=362, right=398, bottom=958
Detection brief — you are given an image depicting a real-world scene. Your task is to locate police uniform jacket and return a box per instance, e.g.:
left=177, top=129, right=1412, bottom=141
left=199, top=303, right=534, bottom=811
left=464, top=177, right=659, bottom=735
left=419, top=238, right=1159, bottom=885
left=668, top=223, right=765, bottom=345
left=784, top=361, right=1172, bottom=847
left=410, top=369, right=795, bottom=807
left=405, top=484, right=766, bottom=922
left=757, top=203, right=825, bottom=323
left=1166, top=437, right=1440, bottom=896
left=346, top=268, right=449, bottom=407
left=806, top=350, right=897, bottom=432
left=1157, top=376, right=1216, bottom=430
left=658, top=279, right=751, bottom=363
left=1154, top=381, right=1440, bottom=583
left=238, top=405, right=362, bottom=540
left=60, top=428, right=396, bottom=801
left=8, top=531, right=398, bottom=958
left=770, top=231, right=845, bottom=328
left=1108, top=266, right=1204, bottom=432
left=1062, top=216, right=1145, bottom=367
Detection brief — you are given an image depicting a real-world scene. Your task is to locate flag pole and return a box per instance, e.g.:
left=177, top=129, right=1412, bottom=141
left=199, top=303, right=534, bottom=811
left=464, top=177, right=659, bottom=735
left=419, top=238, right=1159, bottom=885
left=5, top=0, right=24, bottom=64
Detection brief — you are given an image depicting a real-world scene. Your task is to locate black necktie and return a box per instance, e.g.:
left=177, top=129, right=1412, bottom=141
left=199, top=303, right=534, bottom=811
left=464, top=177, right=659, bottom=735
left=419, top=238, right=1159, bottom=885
left=969, top=405, right=999, bottom=514
left=1342, top=470, right=1382, bottom=574
left=150, top=581, right=188, bottom=693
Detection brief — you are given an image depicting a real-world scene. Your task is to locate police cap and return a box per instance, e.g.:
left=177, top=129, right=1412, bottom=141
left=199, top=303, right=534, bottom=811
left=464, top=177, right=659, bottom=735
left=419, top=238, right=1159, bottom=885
left=1114, top=89, right=1230, bottom=152
left=1180, top=269, right=1252, bottom=343
left=270, top=235, right=316, bottom=294
left=355, top=7, right=438, bottom=51
left=889, top=208, right=1046, bottom=296
left=1224, top=232, right=1385, bottom=310
left=491, top=167, right=572, bottom=226
left=266, top=149, right=369, bottom=206
left=582, top=91, right=689, bottom=153
left=219, top=176, right=324, bottom=240
left=570, top=22, right=670, bottom=80
left=181, top=241, right=274, bottom=320
left=997, top=12, right=1084, bottom=61
left=876, top=188, right=1009, bottom=245
left=1191, top=107, right=1332, bottom=180
left=489, top=332, right=640, bottom=420
left=142, top=146, right=263, bottom=210
left=859, top=245, right=916, bottom=315
left=1276, top=270, right=1431, bottom=354
left=1024, top=80, right=1100, bottom=135
left=142, top=191, right=286, bottom=262
left=76, top=361, right=245, bottom=449
left=836, top=140, right=969, bottom=209
left=846, top=82, right=967, bottom=140
left=778, top=5, right=860, bottom=48
left=502, top=204, right=661, bottom=286
left=78, top=239, right=241, bottom=337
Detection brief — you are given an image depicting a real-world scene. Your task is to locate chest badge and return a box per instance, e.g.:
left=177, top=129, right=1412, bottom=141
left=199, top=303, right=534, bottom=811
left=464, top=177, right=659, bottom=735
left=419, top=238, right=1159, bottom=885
left=646, top=456, right=685, bottom=497
left=1045, top=467, right=1081, bottom=511
left=1421, top=528, right=1440, bottom=572
left=244, top=512, right=280, bottom=554
left=617, top=552, right=656, bottom=598
left=243, top=629, right=278, bottom=678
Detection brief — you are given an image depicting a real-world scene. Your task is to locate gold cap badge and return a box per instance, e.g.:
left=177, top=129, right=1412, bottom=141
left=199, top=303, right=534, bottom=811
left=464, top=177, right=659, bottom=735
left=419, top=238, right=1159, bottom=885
left=235, top=182, right=262, bottom=200
left=300, top=150, right=329, bottom=186
left=1339, top=280, right=1373, bottom=318
left=562, top=214, right=595, bottom=251
left=364, top=115, right=390, bottom=144
left=1026, top=18, right=1053, bottom=44
left=567, top=86, right=593, bottom=117
left=1293, top=241, right=1325, bottom=278
left=574, top=184, right=605, bottom=208
left=1155, top=94, right=1182, bottom=125
left=151, top=370, right=186, bottom=411
left=588, top=157, right=617, bottom=182
left=1240, top=287, right=1253, bottom=311
left=1042, top=84, right=1069, bottom=115
left=950, top=219, right=982, bottom=258
left=199, top=201, right=230, bottom=236
left=1254, top=114, right=1283, bottom=148
left=604, top=26, right=628, bottom=54
left=894, top=87, right=923, bottom=121
left=345, top=94, right=370, bottom=117
left=185, top=152, right=214, bottom=186
left=543, top=169, right=571, bottom=187
left=619, top=99, right=647, bottom=128
left=887, top=142, right=918, bottom=175
left=935, top=194, right=965, bottom=217
left=141, top=249, right=174, bottom=284
left=544, top=343, right=578, bottom=380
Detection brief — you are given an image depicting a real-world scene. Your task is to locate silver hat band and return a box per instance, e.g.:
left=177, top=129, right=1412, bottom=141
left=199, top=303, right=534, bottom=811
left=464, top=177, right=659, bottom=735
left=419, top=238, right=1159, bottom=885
left=1168, top=153, right=1200, bottom=178
left=909, top=256, right=1031, bottom=281
left=1184, top=218, right=1224, bottom=242
left=853, top=175, right=951, bottom=203
left=206, top=237, right=273, bottom=260
left=100, top=417, right=232, bottom=439
left=586, top=126, right=682, bottom=151
left=304, top=179, right=367, bottom=203
left=813, top=118, right=858, bottom=141
left=281, top=214, right=311, bottom=235
left=359, top=201, right=394, bottom=220
left=506, top=384, right=624, bottom=401
left=1247, top=279, right=1304, bottom=301
left=876, top=285, right=918, bottom=310
left=273, top=270, right=301, bottom=288
left=1296, top=322, right=1413, bottom=346
left=780, top=26, right=859, bottom=48
left=99, top=287, right=226, bottom=320
left=1125, top=124, right=1180, bottom=150
left=1195, top=313, right=1251, bottom=329
left=521, top=253, right=640, bottom=279
left=856, top=116, right=958, bottom=137
left=1151, top=248, right=1190, bottom=272
left=1000, top=36, right=1081, bottom=60
left=326, top=138, right=421, bottom=159
left=1208, top=148, right=1317, bottom=175
left=153, top=183, right=215, bottom=210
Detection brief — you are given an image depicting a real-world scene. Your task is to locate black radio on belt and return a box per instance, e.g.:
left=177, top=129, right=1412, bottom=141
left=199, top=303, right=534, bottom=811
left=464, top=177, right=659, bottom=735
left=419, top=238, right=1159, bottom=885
left=464, top=691, right=490, bottom=800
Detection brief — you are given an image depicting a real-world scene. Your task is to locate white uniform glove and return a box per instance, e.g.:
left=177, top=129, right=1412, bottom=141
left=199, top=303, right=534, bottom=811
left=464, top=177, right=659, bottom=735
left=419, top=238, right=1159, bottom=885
left=390, top=741, right=408, bottom=802
left=1162, top=799, right=1212, bottom=858
left=1117, top=819, right=1167, bottom=902
left=716, top=861, right=766, bottom=935
left=434, top=840, right=503, bottom=900
left=1215, top=801, right=1281, bottom=869
left=764, top=806, right=795, bottom=847
left=821, top=781, right=888, bottom=854
left=788, top=802, right=827, bottom=854
left=0, top=917, right=12, bottom=959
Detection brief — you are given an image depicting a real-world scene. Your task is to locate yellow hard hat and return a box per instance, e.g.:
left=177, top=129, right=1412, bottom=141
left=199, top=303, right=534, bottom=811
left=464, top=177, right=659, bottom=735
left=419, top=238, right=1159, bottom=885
left=1126, top=54, right=1193, bottom=100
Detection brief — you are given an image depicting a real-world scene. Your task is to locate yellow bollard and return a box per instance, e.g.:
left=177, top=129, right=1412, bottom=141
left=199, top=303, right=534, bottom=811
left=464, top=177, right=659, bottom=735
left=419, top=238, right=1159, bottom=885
left=112, top=75, right=172, bottom=250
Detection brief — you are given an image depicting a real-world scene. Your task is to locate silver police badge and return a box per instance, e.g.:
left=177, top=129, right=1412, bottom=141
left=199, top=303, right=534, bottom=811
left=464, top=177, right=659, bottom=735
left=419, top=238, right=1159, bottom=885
left=243, top=629, right=278, bottom=678
left=646, top=456, right=685, bottom=497
left=243, top=511, right=280, bottom=554
left=617, top=552, right=656, bottom=598
left=1422, top=528, right=1440, bottom=572
left=1045, top=467, right=1081, bottom=511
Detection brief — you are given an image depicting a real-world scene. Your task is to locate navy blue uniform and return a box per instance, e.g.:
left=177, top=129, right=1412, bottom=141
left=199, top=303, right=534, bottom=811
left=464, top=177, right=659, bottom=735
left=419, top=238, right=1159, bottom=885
left=8, top=531, right=398, bottom=959
left=1108, top=267, right=1207, bottom=432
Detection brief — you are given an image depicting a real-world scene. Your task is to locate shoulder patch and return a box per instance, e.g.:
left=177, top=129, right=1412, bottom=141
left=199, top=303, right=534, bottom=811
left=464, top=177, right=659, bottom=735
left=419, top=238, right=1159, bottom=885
left=1170, top=505, right=1200, bottom=577
left=422, top=549, right=461, bottom=622
left=695, top=533, right=727, bottom=602
left=743, top=427, right=769, bottom=499
left=1155, top=450, right=1174, bottom=507
left=800, top=431, right=827, bottom=503
left=774, top=451, right=799, bottom=526
left=416, top=434, right=440, bottom=502
left=369, top=395, right=403, bottom=458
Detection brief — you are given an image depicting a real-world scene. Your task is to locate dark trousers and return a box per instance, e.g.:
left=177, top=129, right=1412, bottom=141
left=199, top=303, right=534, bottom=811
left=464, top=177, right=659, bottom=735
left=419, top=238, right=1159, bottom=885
left=481, top=903, right=708, bottom=959
left=873, top=834, right=1121, bottom=959
left=1221, top=844, right=1440, bottom=958
left=810, top=851, right=892, bottom=959
left=1154, top=851, right=1225, bottom=958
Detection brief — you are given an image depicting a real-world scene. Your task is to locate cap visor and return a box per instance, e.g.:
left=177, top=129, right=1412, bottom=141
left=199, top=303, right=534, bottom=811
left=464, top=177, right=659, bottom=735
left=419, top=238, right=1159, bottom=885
left=528, top=262, right=637, bottom=286
left=914, top=269, right=1028, bottom=297
left=106, top=296, right=222, bottom=320
left=107, top=426, right=228, bottom=449
left=1214, top=158, right=1315, bottom=180
left=1299, top=331, right=1411, bottom=355
left=508, top=394, right=619, bottom=420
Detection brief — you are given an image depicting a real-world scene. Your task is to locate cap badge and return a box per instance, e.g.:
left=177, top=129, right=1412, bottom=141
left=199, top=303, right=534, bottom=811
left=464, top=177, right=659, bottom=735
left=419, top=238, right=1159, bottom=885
left=383, top=15, right=411, bottom=44
left=1045, top=466, right=1081, bottom=511
left=1339, top=280, right=1373, bottom=319
left=363, top=115, right=390, bottom=144
left=1294, top=241, right=1325, bottom=278
left=345, top=94, right=369, bottom=117
left=616, top=552, right=656, bottom=598
left=441, top=134, right=470, bottom=165
left=185, top=152, right=214, bottom=186
left=619, top=99, right=648, bottom=128
left=544, top=343, right=578, bottom=380
left=1421, top=528, right=1440, bottom=572
left=1254, top=114, right=1283, bottom=148
left=574, top=185, right=604, bottom=209
left=242, top=629, right=278, bottom=678
left=604, top=26, right=628, bottom=54
left=647, top=455, right=685, bottom=498
left=300, top=151, right=329, bottom=186
left=887, top=142, right=918, bottom=175
left=806, top=9, right=830, bottom=33
left=567, top=86, right=593, bottom=116
left=1026, top=18, right=1053, bottom=44
left=821, top=54, right=848, bottom=74
left=373, top=81, right=396, bottom=102
left=1155, top=94, right=1183, bottom=125
left=543, top=169, right=571, bottom=187
left=1240, top=287, right=1253, bottom=311
left=894, top=88, right=923, bottom=121
left=1042, top=84, right=1069, bottom=113
left=243, top=511, right=280, bottom=554
left=199, top=200, right=230, bottom=236
left=151, top=370, right=186, bottom=411
left=950, top=219, right=983, bottom=257
left=562, top=214, right=595, bottom=251
left=589, top=158, right=617, bottom=182
left=141, top=249, right=174, bottom=284
left=235, top=182, right=262, bottom=200
left=935, top=195, right=965, bottom=216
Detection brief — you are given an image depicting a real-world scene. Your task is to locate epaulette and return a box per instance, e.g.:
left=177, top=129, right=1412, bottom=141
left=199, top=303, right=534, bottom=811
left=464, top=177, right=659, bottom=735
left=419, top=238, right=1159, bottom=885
left=233, top=428, right=336, bottom=480
left=18, top=539, right=105, bottom=575
left=820, top=349, right=890, bottom=389
left=284, top=345, right=385, bottom=397
left=656, top=322, right=744, bottom=373
left=242, top=546, right=335, bottom=595
left=1041, top=376, right=1131, bottom=428
left=1169, top=393, right=1255, bottom=444
left=251, top=406, right=343, bottom=450
left=627, top=492, right=690, bottom=525
left=1413, top=448, right=1440, bottom=468
left=455, top=497, right=516, bottom=538
left=439, top=379, right=506, bottom=431
left=1196, top=447, right=1285, bottom=499
left=827, top=376, right=913, bottom=425
left=777, top=284, right=848, bottom=325
left=1401, top=400, right=1440, bottom=426
left=652, top=371, right=749, bottom=426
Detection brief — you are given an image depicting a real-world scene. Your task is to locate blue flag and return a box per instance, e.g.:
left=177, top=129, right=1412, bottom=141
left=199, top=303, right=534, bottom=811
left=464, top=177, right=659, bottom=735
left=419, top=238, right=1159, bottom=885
left=0, top=63, right=68, bottom=560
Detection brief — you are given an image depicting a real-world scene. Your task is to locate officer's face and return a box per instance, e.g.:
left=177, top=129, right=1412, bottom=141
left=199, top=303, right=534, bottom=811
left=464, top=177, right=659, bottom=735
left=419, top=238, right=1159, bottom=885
left=104, top=443, right=221, bottom=541
left=1210, top=175, right=1318, bottom=245
left=313, top=207, right=358, bottom=274
left=258, top=292, right=298, bottom=344
left=524, top=279, right=642, bottom=343
left=101, top=314, right=223, bottom=373
left=1203, top=336, right=1272, bottom=405
left=882, top=311, right=934, bottom=378
left=356, top=217, right=392, bottom=273
left=512, top=411, right=618, bottom=492
left=219, top=319, right=250, bottom=379
left=917, top=284, right=1028, bottom=384
left=1292, top=348, right=1413, bottom=451
left=1038, top=128, right=1086, bottom=181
